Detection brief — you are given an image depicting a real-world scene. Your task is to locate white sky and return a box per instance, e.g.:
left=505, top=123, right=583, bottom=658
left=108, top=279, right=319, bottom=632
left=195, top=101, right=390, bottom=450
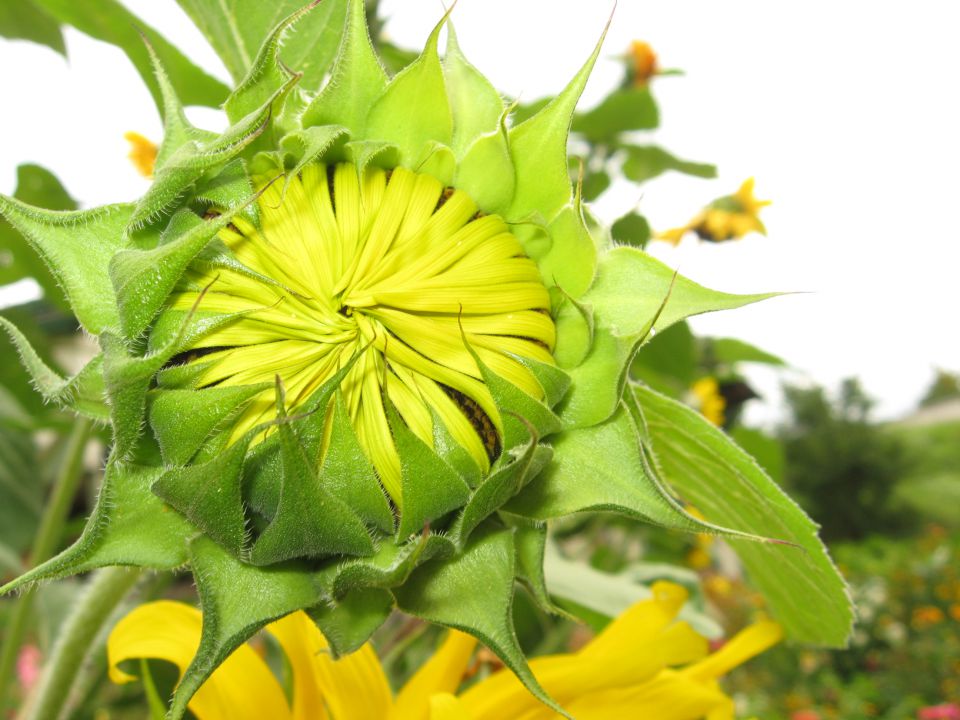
left=1, top=0, right=957, bottom=423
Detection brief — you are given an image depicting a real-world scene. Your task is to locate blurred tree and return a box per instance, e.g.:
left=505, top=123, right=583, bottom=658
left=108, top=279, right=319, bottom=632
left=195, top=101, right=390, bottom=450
left=918, top=369, right=960, bottom=408
left=778, top=379, right=916, bottom=541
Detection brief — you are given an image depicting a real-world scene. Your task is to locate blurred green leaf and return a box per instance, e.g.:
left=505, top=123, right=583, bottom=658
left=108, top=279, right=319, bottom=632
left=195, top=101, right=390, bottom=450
left=0, top=164, right=77, bottom=311
left=708, top=337, right=786, bottom=367
left=580, top=169, right=611, bottom=202
left=28, top=0, right=229, bottom=111
left=176, top=0, right=347, bottom=93
left=0, top=0, right=64, bottom=54
left=621, top=145, right=716, bottom=184
left=510, top=98, right=550, bottom=126
left=572, top=88, right=659, bottom=142
left=0, top=420, right=42, bottom=559
left=632, top=384, right=853, bottom=646
left=610, top=211, right=650, bottom=248
left=631, top=320, right=698, bottom=395
left=544, top=543, right=722, bottom=639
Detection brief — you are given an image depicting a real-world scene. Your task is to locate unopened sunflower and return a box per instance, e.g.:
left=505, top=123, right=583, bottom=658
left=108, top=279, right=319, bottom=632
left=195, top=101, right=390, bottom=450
left=0, top=2, right=846, bottom=716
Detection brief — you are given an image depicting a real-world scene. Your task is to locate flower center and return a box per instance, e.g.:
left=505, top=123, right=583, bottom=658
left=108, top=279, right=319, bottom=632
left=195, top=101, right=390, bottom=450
left=165, top=163, right=556, bottom=503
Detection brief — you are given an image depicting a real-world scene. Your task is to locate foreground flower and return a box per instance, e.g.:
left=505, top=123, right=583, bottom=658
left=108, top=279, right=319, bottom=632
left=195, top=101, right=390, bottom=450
left=658, top=178, right=770, bottom=244
left=0, top=1, right=848, bottom=715
left=108, top=581, right=782, bottom=720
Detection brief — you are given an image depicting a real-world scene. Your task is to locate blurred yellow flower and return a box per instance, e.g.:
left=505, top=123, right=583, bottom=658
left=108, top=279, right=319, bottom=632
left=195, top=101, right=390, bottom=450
left=691, top=377, right=727, bottom=427
left=629, top=40, right=659, bottom=86
left=658, top=178, right=770, bottom=245
left=108, top=582, right=781, bottom=720
left=123, top=131, right=157, bottom=178
left=911, top=605, right=945, bottom=630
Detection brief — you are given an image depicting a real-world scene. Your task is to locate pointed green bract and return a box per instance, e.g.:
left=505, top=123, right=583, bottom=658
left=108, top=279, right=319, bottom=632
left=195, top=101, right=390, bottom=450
left=308, top=587, right=394, bottom=658
left=0, top=199, right=132, bottom=333
left=444, top=23, right=503, bottom=155
left=365, top=13, right=453, bottom=169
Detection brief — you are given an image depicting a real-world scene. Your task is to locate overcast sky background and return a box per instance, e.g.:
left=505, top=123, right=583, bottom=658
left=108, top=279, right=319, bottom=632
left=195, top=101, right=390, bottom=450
left=1, top=1, right=957, bottom=425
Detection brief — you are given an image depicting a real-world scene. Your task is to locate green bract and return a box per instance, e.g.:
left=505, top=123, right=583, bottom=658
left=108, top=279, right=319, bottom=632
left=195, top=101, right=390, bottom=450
left=0, top=2, right=851, bottom=716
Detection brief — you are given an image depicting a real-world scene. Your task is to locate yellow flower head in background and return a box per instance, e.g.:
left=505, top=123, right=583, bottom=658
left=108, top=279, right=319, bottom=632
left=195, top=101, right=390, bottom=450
left=108, top=581, right=782, bottom=720
left=659, top=178, right=771, bottom=245
left=123, top=131, right=158, bottom=178
left=690, top=377, right=727, bottom=427
left=629, top=40, right=659, bottom=87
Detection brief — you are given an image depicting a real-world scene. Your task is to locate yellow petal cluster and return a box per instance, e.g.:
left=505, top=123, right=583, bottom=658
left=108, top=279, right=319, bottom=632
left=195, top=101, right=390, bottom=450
left=658, top=179, right=770, bottom=245
left=108, top=582, right=781, bottom=719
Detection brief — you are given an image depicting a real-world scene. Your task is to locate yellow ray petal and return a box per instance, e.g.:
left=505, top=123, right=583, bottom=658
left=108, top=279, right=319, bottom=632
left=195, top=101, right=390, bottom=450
left=266, top=611, right=393, bottom=720
left=391, top=631, right=477, bottom=720
left=429, top=693, right=478, bottom=720
left=681, top=620, right=783, bottom=683
left=107, top=601, right=291, bottom=720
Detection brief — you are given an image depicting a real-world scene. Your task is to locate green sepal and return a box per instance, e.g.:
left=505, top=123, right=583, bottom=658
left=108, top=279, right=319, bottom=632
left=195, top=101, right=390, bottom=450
left=430, top=406, right=482, bottom=487
left=629, top=385, right=853, bottom=646
left=192, top=159, right=259, bottom=227
left=551, top=291, right=594, bottom=369
left=454, top=117, right=516, bottom=215
left=307, top=587, right=394, bottom=659
left=167, top=536, right=324, bottom=720
left=281, top=125, right=348, bottom=180
left=506, top=20, right=607, bottom=224
left=387, top=396, right=470, bottom=540
left=0, top=198, right=132, bottom=333
left=110, top=207, right=254, bottom=338
left=503, top=513, right=568, bottom=617
left=314, top=393, right=395, bottom=533
left=0, top=462, right=194, bottom=595
left=223, top=3, right=314, bottom=125
left=394, top=525, right=570, bottom=720
left=513, top=354, right=572, bottom=409
left=584, top=247, right=781, bottom=337
left=364, top=10, right=453, bottom=168
left=507, top=403, right=763, bottom=542
left=148, top=383, right=269, bottom=466
left=536, top=203, right=596, bottom=298
left=303, top=0, right=387, bottom=136
left=444, top=22, right=503, bottom=155
left=416, top=141, right=456, bottom=186
left=152, top=431, right=255, bottom=556
left=450, top=431, right=551, bottom=545
left=249, top=381, right=374, bottom=564
left=345, top=140, right=400, bottom=174
left=0, top=317, right=108, bottom=421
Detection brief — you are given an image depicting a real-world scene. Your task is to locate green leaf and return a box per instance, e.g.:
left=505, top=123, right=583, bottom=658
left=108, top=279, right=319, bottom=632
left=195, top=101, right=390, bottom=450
left=0, top=462, right=195, bottom=595
left=395, top=525, right=569, bottom=719
left=631, top=320, right=698, bottom=394
left=572, top=88, right=659, bottom=141
left=621, top=145, right=715, bottom=184
left=29, top=0, right=228, bottom=111
left=708, top=337, right=787, bottom=367
left=731, top=427, right=785, bottom=483
left=0, top=198, right=133, bottom=333
left=168, top=536, right=323, bottom=720
left=0, top=422, right=42, bottom=556
left=507, top=403, right=750, bottom=540
left=610, top=211, right=650, bottom=248
left=580, top=169, right=611, bottom=202
left=177, top=0, right=347, bottom=93
left=543, top=543, right=722, bottom=639
left=365, top=11, right=453, bottom=168
left=0, top=1, right=64, bottom=54
left=444, top=23, right=503, bottom=155
left=507, top=23, right=608, bottom=223
left=631, top=384, right=853, bottom=646
left=586, top=247, right=780, bottom=337
left=302, top=0, right=387, bottom=136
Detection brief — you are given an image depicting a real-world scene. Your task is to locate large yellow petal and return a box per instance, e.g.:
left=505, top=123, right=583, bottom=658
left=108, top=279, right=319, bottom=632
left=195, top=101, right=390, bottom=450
left=429, top=693, right=477, bottom=720
left=107, top=601, right=291, bottom=720
left=267, top=610, right=394, bottom=720
left=391, top=631, right=477, bottom=720
left=681, top=620, right=783, bottom=683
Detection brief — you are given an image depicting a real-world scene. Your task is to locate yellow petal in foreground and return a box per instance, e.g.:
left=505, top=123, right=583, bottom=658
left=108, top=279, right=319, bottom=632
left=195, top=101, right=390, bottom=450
left=390, top=630, right=478, bottom=720
left=107, top=601, right=291, bottom=720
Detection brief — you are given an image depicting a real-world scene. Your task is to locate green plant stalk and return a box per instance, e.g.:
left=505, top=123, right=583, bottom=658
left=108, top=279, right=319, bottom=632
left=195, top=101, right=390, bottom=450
left=19, top=567, right=142, bottom=720
left=0, top=418, right=92, bottom=710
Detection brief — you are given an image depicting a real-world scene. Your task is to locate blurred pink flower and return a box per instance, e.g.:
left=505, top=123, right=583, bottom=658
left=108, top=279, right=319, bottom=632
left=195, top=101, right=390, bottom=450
left=791, top=711, right=821, bottom=720
left=16, top=645, right=42, bottom=692
left=918, top=705, right=960, bottom=720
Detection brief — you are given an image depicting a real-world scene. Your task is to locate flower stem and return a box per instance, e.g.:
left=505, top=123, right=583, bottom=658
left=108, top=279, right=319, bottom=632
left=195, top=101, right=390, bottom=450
left=0, top=418, right=92, bottom=712
left=18, top=567, right=142, bottom=720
